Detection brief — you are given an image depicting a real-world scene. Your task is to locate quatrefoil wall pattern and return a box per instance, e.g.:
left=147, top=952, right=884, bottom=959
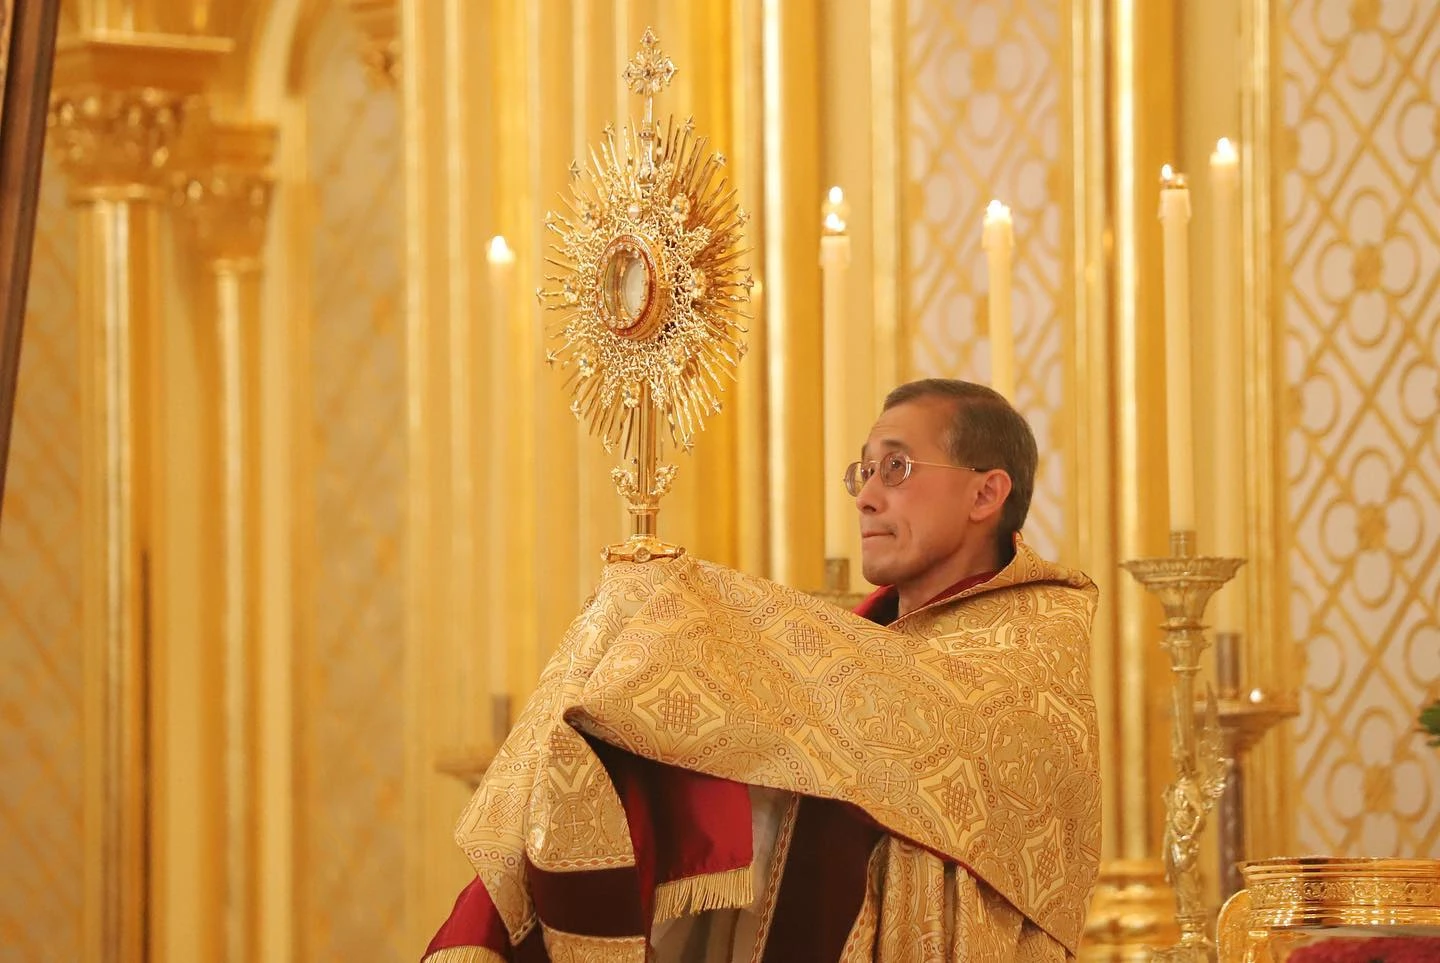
left=1282, top=0, right=1440, bottom=857
left=903, top=1, right=1069, bottom=562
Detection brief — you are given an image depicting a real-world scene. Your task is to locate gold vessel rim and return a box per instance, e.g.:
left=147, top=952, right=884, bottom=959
left=1241, top=856, right=1440, bottom=877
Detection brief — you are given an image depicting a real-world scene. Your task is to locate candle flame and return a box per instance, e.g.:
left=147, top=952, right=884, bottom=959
left=822, top=186, right=848, bottom=233
left=1160, top=164, right=1187, bottom=189
left=1214, top=137, right=1238, bottom=162
left=985, top=199, right=1011, bottom=221
left=488, top=235, right=515, bottom=264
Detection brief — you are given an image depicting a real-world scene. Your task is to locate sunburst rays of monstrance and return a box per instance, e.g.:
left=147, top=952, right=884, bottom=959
left=537, top=29, right=752, bottom=564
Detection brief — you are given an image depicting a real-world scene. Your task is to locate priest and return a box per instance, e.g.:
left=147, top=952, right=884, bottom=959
left=422, top=378, right=1101, bottom=962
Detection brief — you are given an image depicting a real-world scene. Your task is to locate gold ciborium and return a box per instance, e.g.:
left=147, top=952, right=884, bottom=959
left=1123, top=530, right=1245, bottom=962
left=1217, top=857, right=1440, bottom=961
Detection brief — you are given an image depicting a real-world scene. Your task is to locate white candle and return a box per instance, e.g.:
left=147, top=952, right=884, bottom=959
left=486, top=235, right=515, bottom=713
left=1210, top=140, right=1241, bottom=548
left=1210, top=139, right=1244, bottom=631
left=820, top=187, right=853, bottom=563
left=1160, top=166, right=1196, bottom=535
left=982, top=200, right=1015, bottom=400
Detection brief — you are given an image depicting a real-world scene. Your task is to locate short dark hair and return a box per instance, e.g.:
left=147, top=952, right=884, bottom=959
left=882, top=378, right=1037, bottom=549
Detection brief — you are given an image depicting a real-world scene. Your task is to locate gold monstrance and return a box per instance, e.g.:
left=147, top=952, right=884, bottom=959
left=538, top=30, right=751, bottom=563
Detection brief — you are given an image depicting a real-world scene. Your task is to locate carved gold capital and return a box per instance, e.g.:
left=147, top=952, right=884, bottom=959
left=174, top=123, right=277, bottom=266
left=47, top=34, right=230, bottom=195
left=346, top=0, right=399, bottom=87
left=49, top=87, right=189, bottom=194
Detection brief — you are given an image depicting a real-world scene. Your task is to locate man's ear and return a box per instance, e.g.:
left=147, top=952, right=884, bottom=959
left=970, top=470, right=1013, bottom=524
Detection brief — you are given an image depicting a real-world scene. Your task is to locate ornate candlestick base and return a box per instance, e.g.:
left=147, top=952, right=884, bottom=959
left=812, top=556, right=868, bottom=610
left=1081, top=859, right=1182, bottom=961
left=1211, top=687, right=1298, bottom=899
left=1122, top=531, right=1244, bottom=963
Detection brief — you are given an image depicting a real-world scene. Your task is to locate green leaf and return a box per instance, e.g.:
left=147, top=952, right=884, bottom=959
left=1419, top=700, right=1440, bottom=747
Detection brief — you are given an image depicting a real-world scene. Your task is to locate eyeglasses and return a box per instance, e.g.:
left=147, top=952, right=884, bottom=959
left=843, top=451, right=989, bottom=497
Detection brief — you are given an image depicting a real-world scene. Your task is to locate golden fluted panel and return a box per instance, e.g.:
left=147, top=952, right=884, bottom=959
left=900, top=0, right=1072, bottom=563
left=295, top=7, right=407, bottom=960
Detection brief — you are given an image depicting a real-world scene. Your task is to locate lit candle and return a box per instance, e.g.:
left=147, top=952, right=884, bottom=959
left=1210, top=139, right=1244, bottom=631
left=1159, top=166, right=1196, bottom=536
left=1210, top=140, right=1241, bottom=544
left=820, top=187, right=853, bottom=565
left=486, top=235, right=515, bottom=719
left=982, top=200, right=1015, bottom=400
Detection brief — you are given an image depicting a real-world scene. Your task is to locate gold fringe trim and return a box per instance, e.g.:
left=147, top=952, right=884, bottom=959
left=420, top=947, right=507, bottom=963
left=652, top=864, right=756, bottom=923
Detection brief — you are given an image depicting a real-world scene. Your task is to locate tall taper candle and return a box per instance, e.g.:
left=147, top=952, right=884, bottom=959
left=1210, top=140, right=1244, bottom=628
left=821, top=187, right=853, bottom=563
left=486, top=235, right=515, bottom=716
left=983, top=200, right=1016, bottom=400
left=1160, top=166, right=1196, bottom=535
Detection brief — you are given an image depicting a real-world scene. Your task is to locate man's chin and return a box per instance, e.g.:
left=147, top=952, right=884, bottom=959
left=859, top=556, right=894, bottom=588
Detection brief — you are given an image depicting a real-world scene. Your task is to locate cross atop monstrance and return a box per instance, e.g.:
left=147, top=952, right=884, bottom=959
left=538, top=29, right=751, bottom=564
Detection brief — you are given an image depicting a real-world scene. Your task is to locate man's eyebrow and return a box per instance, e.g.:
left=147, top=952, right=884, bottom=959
left=860, top=438, right=911, bottom=459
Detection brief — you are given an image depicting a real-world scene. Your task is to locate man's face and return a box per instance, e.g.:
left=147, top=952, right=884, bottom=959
left=855, top=398, right=984, bottom=590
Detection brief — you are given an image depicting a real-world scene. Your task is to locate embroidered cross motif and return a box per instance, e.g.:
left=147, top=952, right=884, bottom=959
left=551, top=801, right=595, bottom=849
left=865, top=760, right=909, bottom=802
left=792, top=684, right=831, bottom=724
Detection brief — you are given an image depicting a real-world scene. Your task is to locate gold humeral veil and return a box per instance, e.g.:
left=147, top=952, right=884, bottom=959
left=421, top=31, right=1102, bottom=962
left=427, top=538, right=1101, bottom=961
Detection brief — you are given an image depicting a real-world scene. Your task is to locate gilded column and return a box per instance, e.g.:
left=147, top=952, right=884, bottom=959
left=399, top=0, right=482, bottom=950
left=48, top=34, right=227, bottom=963
left=760, top=0, right=824, bottom=590
left=174, top=123, right=277, bottom=963
left=1075, top=0, right=1186, bottom=957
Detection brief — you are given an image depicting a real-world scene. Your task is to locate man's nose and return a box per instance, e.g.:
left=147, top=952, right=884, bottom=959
left=854, top=472, right=883, bottom=513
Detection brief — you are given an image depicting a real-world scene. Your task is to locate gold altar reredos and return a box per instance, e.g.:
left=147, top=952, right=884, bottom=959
left=6, top=2, right=1440, bottom=963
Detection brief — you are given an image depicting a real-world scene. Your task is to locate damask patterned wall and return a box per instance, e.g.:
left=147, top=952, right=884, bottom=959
left=297, top=7, right=408, bottom=959
left=0, top=162, right=82, bottom=959
left=902, top=0, right=1070, bottom=561
left=1282, top=0, right=1440, bottom=856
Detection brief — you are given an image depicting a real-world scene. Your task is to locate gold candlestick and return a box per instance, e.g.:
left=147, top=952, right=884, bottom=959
left=1211, top=683, right=1298, bottom=900
left=1122, top=530, right=1244, bottom=962
left=1195, top=635, right=1298, bottom=902
left=812, top=556, right=868, bottom=610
